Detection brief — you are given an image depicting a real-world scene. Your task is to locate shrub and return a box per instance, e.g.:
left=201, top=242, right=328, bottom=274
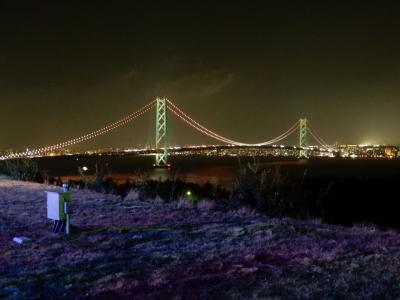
left=230, top=158, right=264, bottom=208
left=77, top=163, right=118, bottom=193
left=102, top=176, right=118, bottom=194
left=78, top=166, right=89, bottom=190
left=91, top=164, right=104, bottom=192
left=230, top=158, right=306, bottom=216
left=0, top=158, right=42, bottom=182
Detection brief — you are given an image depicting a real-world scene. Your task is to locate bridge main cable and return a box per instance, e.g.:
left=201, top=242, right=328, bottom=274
left=1, top=100, right=156, bottom=160
left=167, top=99, right=300, bottom=146
left=307, top=122, right=336, bottom=152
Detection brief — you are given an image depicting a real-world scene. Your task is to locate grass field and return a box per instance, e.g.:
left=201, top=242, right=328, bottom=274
left=1, top=177, right=400, bottom=299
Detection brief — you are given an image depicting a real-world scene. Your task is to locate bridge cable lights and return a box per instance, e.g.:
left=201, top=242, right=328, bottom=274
left=166, top=99, right=300, bottom=146
left=0, top=100, right=156, bottom=160
left=0, top=97, right=335, bottom=160
left=306, top=122, right=336, bottom=152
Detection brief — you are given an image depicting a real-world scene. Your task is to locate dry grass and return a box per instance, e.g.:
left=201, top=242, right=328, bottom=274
left=1, top=178, right=400, bottom=299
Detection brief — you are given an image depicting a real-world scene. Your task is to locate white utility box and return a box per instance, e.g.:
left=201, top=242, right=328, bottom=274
left=47, top=191, right=62, bottom=220
left=46, top=191, right=72, bottom=220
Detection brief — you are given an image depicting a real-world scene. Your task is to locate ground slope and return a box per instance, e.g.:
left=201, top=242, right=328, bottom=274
left=1, top=178, right=400, bottom=299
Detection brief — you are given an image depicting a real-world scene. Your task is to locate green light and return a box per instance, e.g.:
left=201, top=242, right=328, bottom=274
left=186, top=190, right=192, bottom=196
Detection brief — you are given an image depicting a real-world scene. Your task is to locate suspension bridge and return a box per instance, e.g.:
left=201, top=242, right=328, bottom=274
left=0, top=97, right=336, bottom=165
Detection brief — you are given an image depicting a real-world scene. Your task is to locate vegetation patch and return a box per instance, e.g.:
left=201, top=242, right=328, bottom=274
left=1, top=178, right=400, bottom=299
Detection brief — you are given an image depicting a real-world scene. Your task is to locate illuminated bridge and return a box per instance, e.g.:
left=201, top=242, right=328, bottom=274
left=0, top=98, right=336, bottom=165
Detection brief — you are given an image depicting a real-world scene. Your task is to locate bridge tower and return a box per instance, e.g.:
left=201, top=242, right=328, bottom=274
left=155, top=97, right=168, bottom=166
left=299, top=118, right=308, bottom=158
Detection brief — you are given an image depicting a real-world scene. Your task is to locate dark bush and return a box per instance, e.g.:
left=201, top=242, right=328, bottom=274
left=0, top=158, right=42, bottom=182
left=76, top=163, right=117, bottom=193
left=91, top=164, right=104, bottom=192
left=230, top=158, right=307, bottom=216
left=102, top=176, right=118, bottom=194
left=134, top=178, right=216, bottom=202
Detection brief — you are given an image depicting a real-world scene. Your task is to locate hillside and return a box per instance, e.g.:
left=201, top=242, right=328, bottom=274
left=1, top=178, right=400, bottom=299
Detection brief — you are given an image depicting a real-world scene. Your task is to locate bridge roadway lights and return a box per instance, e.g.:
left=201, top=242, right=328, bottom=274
left=299, top=118, right=308, bottom=158
left=155, top=97, right=168, bottom=167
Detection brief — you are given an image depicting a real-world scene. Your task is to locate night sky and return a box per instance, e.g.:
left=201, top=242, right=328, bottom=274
left=1, top=1, right=400, bottom=150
